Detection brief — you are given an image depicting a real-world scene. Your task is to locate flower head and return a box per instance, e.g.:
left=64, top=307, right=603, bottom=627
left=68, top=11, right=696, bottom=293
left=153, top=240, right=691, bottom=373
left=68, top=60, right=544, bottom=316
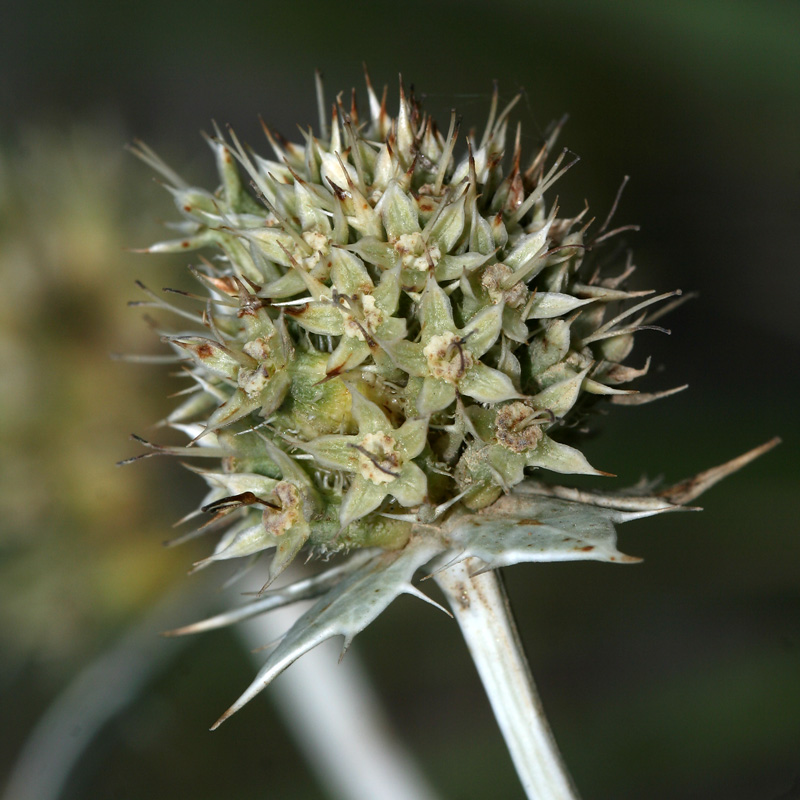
left=124, top=72, right=775, bottom=729
left=287, top=386, right=428, bottom=528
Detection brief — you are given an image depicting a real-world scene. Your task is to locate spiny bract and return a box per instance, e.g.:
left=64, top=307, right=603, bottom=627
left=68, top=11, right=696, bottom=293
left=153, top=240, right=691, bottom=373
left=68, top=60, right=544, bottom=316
left=127, top=73, right=707, bottom=726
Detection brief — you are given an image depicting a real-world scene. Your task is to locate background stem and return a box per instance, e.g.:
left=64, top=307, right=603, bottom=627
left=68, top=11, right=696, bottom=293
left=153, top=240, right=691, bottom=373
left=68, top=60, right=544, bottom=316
left=240, top=602, right=441, bottom=800
left=2, top=583, right=208, bottom=800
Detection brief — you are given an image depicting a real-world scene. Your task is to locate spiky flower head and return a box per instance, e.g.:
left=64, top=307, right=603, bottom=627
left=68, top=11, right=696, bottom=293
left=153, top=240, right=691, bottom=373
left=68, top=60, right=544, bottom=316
left=125, top=72, right=770, bottom=728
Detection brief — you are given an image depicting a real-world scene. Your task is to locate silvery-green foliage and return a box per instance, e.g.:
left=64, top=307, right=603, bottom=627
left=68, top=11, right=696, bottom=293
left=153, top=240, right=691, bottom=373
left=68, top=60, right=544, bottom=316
left=126, top=73, right=775, bottom=727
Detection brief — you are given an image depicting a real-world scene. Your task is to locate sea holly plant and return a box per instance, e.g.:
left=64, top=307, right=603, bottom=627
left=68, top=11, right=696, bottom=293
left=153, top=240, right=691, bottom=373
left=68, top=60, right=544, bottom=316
left=123, top=72, right=778, bottom=799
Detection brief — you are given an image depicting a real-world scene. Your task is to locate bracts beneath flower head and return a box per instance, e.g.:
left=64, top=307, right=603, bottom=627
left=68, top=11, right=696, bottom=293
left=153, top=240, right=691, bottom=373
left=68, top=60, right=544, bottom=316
left=123, top=72, right=779, bottom=729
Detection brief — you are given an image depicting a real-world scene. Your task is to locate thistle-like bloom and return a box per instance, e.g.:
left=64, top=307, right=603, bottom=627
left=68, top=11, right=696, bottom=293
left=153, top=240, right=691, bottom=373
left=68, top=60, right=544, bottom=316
left=125, top=74, right=775, bottom=743
left=288, top=386, right=428, bottom=528
left=385, top=275, right=520, bottom=415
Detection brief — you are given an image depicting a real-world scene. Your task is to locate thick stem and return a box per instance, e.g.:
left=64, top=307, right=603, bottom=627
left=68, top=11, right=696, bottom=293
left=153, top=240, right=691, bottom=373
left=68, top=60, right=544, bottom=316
left=434, top=558, right=580, bottom=800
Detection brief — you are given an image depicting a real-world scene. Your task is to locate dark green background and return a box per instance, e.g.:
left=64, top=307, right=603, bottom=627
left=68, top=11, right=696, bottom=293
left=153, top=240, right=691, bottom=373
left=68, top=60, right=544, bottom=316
left=2, top=1, right=798, bottom=798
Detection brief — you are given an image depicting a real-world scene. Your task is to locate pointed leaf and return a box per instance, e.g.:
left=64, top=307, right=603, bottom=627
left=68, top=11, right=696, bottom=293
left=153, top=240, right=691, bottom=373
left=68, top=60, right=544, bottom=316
left=210, top=536, right=445, bottom=728
left=487, top=446, right=527, bottom=488
left=326, top=336, right=371, bottom=375
left=382, top=339, right=428, bottom=377
left=298, top=434, right=359, bottom=473
left=284, top=301, right=345, bottom=336
left=170, top=337, right=251, bottom=379
left=528, top=318, right=572, bottom=376
left=526, top=435, right=609, bottom=476
left=319, top=150, right=359, bottom=191
left=376, top=180, right=421, bottom=239
left=339, top=477, right=389, bottom=527
left=258, top=369, right=292, bottom=418
left=446, top=495, right=644, bottom=571
left=260, top=270, right=308, bottom=299
left=504, top=219, right=552, bottom=271
left=657, top=437, right=781, bottom=505
left=426, top=189, right=467, bottom=252
left=461, top=303, right=503, bottom=358
left=390, top=462, right=428, bottom=507
left=266, top=520, right=311, bottom=586
left=527, top=292, right=594, bottom=320
left=200, top=519, right=279, bottom=564
left=459, top=363, right=521, bottom=404
left=396, top=418, right=429, bottom=459
left=205, top=389, right=263, bottom=432
left=349, top=386, right=391, bottom=433
left=197, top=469, right=280, bottom=500
left=529, top=368, right=589, bottom=418
left=373, top=265, right=402, bottom=313
left=164, top=550, right=378, bottom=636
left=435, top=252, right=493, bottom=282
left=330, top=248, right=373, bottom=296
left=250, top=228, right=300, bottom=267
left=374, top=315, right=407, bottom=341
left=345, top=237, right=398, bottom=270
left=416, top=377, right=457, bottom=416
left=502, top=305, right=531, bottom=344
left=294, top=179, right=329, bottom=232
left=420, top=277, right=457, bottom=341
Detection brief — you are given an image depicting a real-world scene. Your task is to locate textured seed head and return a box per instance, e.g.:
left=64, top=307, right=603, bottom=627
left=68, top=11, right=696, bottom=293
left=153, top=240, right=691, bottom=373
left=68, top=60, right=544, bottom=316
left=125, top=74, right=780, bottom=734
left=128, top=73, right=685, bottom=583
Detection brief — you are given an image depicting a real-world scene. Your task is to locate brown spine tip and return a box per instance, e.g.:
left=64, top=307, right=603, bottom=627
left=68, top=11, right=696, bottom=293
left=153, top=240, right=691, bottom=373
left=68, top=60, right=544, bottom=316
left=209, top=708, right=233, bottom=731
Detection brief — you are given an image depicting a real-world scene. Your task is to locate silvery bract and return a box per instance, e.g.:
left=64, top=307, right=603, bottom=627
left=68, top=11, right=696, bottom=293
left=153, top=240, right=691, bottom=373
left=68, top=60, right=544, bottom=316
left=125, top=73, right=776, bottom=731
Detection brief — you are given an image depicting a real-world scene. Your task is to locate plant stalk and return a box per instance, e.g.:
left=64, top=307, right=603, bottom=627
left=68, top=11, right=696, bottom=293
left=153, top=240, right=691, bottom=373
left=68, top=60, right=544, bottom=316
left=434, top=558, right=580, bottom=800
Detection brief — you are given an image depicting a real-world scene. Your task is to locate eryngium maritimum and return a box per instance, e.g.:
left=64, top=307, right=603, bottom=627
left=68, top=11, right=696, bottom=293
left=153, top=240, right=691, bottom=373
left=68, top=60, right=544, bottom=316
left=124, top=73, right=776, bottom=732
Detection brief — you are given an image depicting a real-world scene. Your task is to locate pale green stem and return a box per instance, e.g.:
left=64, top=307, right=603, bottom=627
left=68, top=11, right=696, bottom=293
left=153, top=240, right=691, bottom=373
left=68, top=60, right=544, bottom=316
left=434, top=558, right=580, bottom=800
left=240, top=602, right=441, bottom=800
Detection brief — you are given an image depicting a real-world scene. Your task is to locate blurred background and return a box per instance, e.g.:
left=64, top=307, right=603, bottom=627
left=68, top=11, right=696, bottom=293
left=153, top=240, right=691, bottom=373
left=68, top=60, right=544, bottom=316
left=1, top=0, right=798, bottom=798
